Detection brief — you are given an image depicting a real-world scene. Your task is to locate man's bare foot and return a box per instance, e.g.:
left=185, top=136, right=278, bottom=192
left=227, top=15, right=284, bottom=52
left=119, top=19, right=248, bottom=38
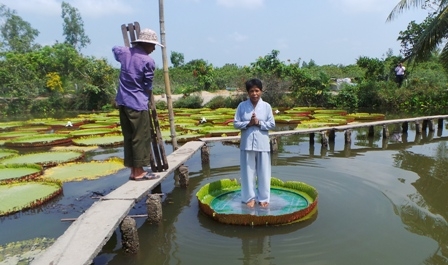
left=246, top=200, right=255, bottom=208
left=259, top=202, right=269, bottom=208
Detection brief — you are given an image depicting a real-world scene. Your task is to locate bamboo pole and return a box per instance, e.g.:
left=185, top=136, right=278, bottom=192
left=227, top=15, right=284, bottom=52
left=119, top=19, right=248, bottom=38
left=159, top=0, right=178, bottom=150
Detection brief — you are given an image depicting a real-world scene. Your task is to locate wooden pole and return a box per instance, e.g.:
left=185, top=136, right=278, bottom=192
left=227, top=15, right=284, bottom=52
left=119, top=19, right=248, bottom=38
left=159, top=0, right=178, bottom=150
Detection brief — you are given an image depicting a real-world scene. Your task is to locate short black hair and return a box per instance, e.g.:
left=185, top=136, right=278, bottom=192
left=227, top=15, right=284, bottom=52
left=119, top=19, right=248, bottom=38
left=245, top=78, right=263, bottom=92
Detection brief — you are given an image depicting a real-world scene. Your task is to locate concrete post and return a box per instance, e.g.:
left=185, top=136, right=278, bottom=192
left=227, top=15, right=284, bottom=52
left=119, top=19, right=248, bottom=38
left=422, top=120, right=428, bottom=131
left=201, top=144, right=210, bottom=164
left=382, top=125, right=389, bottom=139
left=320, top=132, right=328, bottom=148
left=368, top=126, right=375, bottom=137
left=438, top=118, right=444, bottom=130
left=344, top=129, right=352, bottom=143
left=402, top=122, right=408, bottom=134
left=146, top=194, right=162, bottom=224
left=428, top=120, right=435, bottom=132
left=177, top=164, right=189, bottom=188
left=415, top=121, right=422, bottom=134
left=270, top=137, right=278, bottom=152
left=309, top=133, right=315, bottom=145
left=120, top=217, right=139, bottom=254
left=329, top=129, right=336, bottom=143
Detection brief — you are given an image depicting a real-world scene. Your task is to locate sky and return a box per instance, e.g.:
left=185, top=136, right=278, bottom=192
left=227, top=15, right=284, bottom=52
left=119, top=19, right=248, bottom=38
left=0, top=0, right=430, bottom=68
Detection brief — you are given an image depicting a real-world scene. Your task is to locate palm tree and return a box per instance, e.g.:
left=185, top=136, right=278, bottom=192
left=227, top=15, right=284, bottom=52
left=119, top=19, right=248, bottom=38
left=387, top=0, right=448, bottom=68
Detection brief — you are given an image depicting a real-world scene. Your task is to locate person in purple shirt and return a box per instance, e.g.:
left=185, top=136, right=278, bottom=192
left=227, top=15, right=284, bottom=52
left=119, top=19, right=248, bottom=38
left=113, top=28, right=162, bottom=180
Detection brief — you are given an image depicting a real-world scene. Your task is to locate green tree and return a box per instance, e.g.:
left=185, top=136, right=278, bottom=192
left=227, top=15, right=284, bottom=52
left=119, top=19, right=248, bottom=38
left=61, top=1, right=90, bottom=51
left=397, top=17, right=434, bottom=58
left=0, top=4, right=40, bottom=53
left=170, top=51, right=184, bottom=67
left=388, top=0, right=448, bottom=68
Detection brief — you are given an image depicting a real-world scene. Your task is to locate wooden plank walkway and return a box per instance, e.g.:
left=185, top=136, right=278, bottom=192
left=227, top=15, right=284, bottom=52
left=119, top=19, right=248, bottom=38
left=32, top=141, right=205, bottom=265
left=200, top=114, right=448, bottom=142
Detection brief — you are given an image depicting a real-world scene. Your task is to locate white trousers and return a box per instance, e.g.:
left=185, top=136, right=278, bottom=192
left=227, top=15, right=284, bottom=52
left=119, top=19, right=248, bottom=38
left=240, top=150, right=271, bottom=203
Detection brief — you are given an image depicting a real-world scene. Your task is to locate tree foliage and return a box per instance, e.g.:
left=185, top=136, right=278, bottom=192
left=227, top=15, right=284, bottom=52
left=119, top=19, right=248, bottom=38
left=170, top=51, right=184, bottom=67
left=0, top=4, right=40, bottom=53
left=61, top=1, right=90, bottom=51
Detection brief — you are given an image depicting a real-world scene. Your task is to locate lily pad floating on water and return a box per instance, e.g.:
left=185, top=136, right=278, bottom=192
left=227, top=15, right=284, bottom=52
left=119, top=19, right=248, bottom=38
left=69, top=128, right=119, bottom=138
left=0, top=130, right=39, bottom=140
left=0, top=179, right=63, bottom=216
left=51, top=145, right=99, bottom=152
left=0, top=237, right=55, bottom=264
left=3, top=134, right=72, bottom=148
left=0, top=149, right=18, bottom=160
left=0, top=163, right=43, bottom=183
left=0, top=150, right=84, bottom=167
left=41, top=157, right=124, bottom=183
left=14, top=125, right=51, bottom=132
left=72, top=134, right=123, bottom=147
left=0, top=121, right=24, bottom=131
left=196, top=178, right=318, bottom=226
left=346, top=113, right=386, bottom=121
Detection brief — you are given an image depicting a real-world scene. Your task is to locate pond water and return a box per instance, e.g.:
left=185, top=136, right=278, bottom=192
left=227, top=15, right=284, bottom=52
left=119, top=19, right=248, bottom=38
left=1, top=122, right=448, bottom=265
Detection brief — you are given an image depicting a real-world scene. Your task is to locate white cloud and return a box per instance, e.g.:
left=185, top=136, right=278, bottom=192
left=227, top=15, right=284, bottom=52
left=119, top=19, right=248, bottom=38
left=216, top=0, right=264, bottom=9
left=229, top=32, right=248, bottom=42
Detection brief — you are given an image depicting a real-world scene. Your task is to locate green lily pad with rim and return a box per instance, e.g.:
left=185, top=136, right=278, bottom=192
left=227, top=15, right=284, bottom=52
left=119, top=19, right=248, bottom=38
left=72, top=134, right=123, bottom=147
left=0, top=237, right=55, bottom=264
left=0, top=149, right=19, bottom=160
left=0, top=163, right=43, bottom=183
left=196, top=178, right=318, bottom=226
left=41, top=157, right=125, bottom=182
left=0, top=150, right=84, bottom=167
left=0, top=179, right=63, bottom=216
left=0, top=130, right=39, bottom=140
left=69, top=128, right=119, bottom=138
left=4, top=134, right=72, bottom=148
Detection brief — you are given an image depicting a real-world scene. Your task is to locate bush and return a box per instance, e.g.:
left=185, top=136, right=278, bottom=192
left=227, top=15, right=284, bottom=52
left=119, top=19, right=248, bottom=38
left=173, top=94, right=203, bottom=108
left=155, top=100, right=167, bottom=110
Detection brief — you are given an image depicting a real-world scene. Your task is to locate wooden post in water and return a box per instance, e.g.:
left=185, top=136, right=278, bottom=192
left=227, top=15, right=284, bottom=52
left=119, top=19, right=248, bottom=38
left=177, top=164, right=189, bottom=187
left=344, top=129, right=352, bottom=143
left=422, top=120, right=428, bottom=131
left=415, top=121, right=422, bottom=134
left=328, top=129, right=336, bottom=143
left=368, top=126, right=375, bottom=137
left=201, top=144, right=210, bottom=164
left=309, top=133, right=315, bottom=145
left=382, top=125, right=389, bottom=138
left=146, top=194, right=162, bottom=224
left=320, top=132, right=328, bottom=148
left=158, top=0, right=178, bottom=149
left=428, top=120, right=435, bottom=132
left=120, top=217, right=139, bottom=254
left=438, top=118, right=444, bottom=129
left=402, top=122, right=408, bottom=134
left=270, top=137, right=279, bottom=152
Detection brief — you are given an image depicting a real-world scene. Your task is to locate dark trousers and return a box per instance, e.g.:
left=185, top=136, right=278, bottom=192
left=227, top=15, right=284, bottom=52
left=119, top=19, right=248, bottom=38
left=119, top=106, right=151, bottom=168
left=396, top=75, right=404, bottom=87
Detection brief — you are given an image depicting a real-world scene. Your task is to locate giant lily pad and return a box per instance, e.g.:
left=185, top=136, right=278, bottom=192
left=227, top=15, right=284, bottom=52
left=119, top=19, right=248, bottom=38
left=196, top=178, right=318, bottom=226
left=4, top=134, right=72, bottom=148
left=346, top=113, right=386, bottom=121
left=0, top=130, right=38, bottom=140
left=0, top=150, right=84, bottom=167
left=72, top=134, right=123, bottom=147
left=0, top=237, right=55, bottom=264
left=0, top=179, right=63, bottom=216
left=15, top=126, right=52, bottom=132
left=0, top=149, right=18, bottom=160
left=0, top=164, right=43, bottom=183
left=41, top=157, right=125, bottom=182
left=0, top=121, right=24, bottom=131
left=69, top=128, right=118, bottom=138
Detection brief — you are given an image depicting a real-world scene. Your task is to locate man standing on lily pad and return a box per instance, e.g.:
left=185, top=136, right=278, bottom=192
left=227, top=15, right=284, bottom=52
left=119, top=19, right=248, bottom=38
left=113, top=28, right=162, bottom=181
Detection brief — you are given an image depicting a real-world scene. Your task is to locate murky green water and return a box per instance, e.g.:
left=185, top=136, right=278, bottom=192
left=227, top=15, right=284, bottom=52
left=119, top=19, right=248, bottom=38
left=1, top=123, right=448, bottom=265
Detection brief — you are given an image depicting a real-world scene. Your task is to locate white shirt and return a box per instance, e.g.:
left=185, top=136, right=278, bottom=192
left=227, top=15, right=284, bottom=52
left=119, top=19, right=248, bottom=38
left=234, top=98, right=276, bottom=152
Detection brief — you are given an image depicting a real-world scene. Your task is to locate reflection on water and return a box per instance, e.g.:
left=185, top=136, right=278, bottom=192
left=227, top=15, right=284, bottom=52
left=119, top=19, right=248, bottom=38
left=2, top=122, right=448, bottom=264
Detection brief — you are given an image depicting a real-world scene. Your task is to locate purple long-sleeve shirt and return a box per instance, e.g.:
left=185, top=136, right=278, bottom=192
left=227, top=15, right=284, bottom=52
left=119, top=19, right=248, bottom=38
left=113, top=45, right=155, bottom=111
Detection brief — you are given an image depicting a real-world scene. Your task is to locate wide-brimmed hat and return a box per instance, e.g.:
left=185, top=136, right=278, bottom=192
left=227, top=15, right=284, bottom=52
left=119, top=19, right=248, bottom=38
left=131, top=28, right=164, bottom=47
